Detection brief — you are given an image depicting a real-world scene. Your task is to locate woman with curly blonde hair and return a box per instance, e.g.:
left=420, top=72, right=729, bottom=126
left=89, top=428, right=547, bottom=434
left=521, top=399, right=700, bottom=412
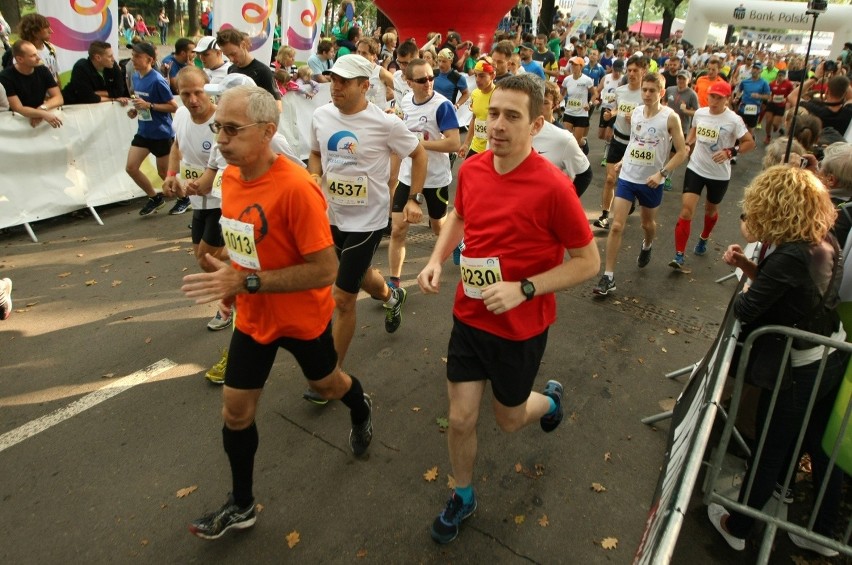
left=710, top=165, right=847, bottom=557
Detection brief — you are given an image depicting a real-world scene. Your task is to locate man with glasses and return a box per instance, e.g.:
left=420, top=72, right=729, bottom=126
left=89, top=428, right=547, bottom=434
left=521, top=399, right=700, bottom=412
left=391, top=40, right=418, bottom=107
left=182, top=85, right=374, bottom=539
left=309, top=54, right=427, bottom=371
left=388, top=58, right=460, bottom=290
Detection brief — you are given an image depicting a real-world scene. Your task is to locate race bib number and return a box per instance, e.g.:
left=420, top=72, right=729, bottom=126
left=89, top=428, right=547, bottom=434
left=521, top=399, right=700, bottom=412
left=220, top=217, right=260, bottom=270
left=180, top=161, right=204, bottom=182
left=743, top=104, right=759, bottom=115
left=772, top=94, right=785, bottom=104
left=327, top=174, right=368, bottom=206
left=459, top=255, right=503, bottom=299
left=211, top=169, right=224, bottom=199
left=603, top=92, right=617, bottom=104
left=474, top=119, right=487, bottom=140
left=567, top=98, right=583, bottom=109
left=696, top=125, right=720, bottom=144
left=618, top=102, right=636, bottom=115
left=626, top=147, right=655, bottom=166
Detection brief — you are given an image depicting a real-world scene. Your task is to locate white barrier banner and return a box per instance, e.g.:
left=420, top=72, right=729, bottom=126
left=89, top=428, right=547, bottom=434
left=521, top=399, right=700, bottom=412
left=566, top=0, right=600, bottom=37
left=0, top=104, right=145, bottom=229
left=281, top=0, right=329, bottom=65
left=216, top=0, right=279, bottom=66
left=36, top=0, right=120, bottom=86
left=278, top=82, right=331, bottom=160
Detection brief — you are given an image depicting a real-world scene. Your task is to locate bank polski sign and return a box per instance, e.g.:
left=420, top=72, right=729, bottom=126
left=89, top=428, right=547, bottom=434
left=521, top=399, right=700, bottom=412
left=682, top=0, right=852, bottom=57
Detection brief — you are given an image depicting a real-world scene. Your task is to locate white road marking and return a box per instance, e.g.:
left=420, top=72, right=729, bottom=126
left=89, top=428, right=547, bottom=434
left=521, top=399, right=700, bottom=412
left=0, top=358, right=177, bottom=453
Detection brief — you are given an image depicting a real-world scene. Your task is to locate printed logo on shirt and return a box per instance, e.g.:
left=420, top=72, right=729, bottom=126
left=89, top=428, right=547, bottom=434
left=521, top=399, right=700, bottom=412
left=327, top=130, right=359, bottom=166
left=236, top=203, right=269, bottom=245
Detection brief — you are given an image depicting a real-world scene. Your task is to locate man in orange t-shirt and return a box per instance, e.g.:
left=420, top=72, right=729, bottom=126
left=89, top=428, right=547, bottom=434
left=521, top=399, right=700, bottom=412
left=694, top=57, right=726, bottom=107
left=181, top=85, right=374, bottom=541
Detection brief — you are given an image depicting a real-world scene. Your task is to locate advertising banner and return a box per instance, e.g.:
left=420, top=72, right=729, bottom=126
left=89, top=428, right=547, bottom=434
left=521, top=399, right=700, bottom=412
left=216, top=0, right=279, bottom=65
left=281, top=0, right=328, bottom=65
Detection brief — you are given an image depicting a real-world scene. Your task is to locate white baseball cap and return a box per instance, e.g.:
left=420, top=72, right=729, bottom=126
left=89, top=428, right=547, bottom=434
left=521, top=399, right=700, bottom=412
left=330, top=54, right=373, bottom=79
left=606, top=43, right=614, bottom=50
left=204, top=73, right=257, bottom=96
left=194, top=36, right=219, bottom=53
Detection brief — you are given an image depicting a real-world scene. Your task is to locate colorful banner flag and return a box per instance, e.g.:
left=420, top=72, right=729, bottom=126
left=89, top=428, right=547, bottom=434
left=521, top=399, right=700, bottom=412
left=281, top=0, right=328, bottom=65
left=216, top=0, right=280, bottom=66
left=35, top=0, right=119, bottom=87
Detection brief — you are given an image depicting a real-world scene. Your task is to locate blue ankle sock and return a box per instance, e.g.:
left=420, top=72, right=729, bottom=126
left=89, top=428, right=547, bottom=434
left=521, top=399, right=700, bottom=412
left=455, top=485, right=474, bottom=505
left=546, top=396, right=557, bottom=416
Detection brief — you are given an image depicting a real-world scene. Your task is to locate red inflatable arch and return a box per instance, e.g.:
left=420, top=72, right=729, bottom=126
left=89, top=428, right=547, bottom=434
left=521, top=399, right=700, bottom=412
left=373, top=0, right=518, bottom=51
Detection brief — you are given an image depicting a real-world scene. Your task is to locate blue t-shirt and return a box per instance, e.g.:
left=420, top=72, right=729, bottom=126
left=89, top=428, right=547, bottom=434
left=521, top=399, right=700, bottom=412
left=433, top=70, right=465, bottom=103
left=161, top=53, right=186, bottom=79
left=582, top=64, right=606, bottom=86
left=521, top=60, right=545, bottom=79
left=132, top=69, right=174, bottom=140
left=600, top=55, right=613, bottom=70
left=737, top=77, right=771, bottom=111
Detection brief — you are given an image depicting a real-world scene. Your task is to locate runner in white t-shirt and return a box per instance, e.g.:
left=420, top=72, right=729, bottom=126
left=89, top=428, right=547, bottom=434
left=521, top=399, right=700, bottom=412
left=670, top=80, right=754, bottom=271
left=535, top=80, right=592, bottom=197
left=309, top=55, right=428, bottom=368
left=560, top=56, right=597, bottom=148
left=593, top=71, right=688, bottom=297
left=594, top=54, right=647, bottom=230
left=596, top=60, right=624, bottom=168
left=388, top=58, right=461, bottom=290
left=356, top=38, right=394, bottom=111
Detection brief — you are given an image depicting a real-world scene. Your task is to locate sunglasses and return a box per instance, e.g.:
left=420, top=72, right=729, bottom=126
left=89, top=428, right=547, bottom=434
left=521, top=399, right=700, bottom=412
left=209, top=122, right=262, bottom=136
left=410, top=76, right=434, bottom=84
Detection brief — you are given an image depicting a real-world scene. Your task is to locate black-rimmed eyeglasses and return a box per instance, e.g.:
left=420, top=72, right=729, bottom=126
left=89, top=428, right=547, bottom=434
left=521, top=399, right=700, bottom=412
left=209, top=122, right=262, bottom=136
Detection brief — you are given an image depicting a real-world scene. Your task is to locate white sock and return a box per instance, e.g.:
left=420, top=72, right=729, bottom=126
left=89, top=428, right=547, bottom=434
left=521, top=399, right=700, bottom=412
left=604, top=271, right=614, bottom=279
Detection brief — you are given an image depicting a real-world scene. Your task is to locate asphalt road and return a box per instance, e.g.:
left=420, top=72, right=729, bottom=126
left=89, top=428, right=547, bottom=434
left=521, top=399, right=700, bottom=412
left=1, top=130, right=848, bottom=563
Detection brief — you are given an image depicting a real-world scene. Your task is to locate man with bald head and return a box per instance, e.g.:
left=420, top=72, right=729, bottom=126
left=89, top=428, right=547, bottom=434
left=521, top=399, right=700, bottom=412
left=182, top=85, right=374, bottom=540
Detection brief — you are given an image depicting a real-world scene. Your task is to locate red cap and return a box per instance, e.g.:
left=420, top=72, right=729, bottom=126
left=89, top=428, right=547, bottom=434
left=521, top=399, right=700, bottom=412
left=707, top=80, right=732, bottom=97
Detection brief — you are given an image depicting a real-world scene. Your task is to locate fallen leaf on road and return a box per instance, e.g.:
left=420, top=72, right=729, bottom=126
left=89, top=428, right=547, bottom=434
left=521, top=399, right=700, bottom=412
left=667, top=328, right=678, bottom=335
left=145, top=337, right=152, bottom=344
left=601, top=537, right=618, bottom=550
left=436, top=417, right=448, bottom=431
left=124, top=244, right=134, bottom=249
left=101, top=373, right=116, bottom=379
left=255, top=504, right=264, bottom=513
left=612, top=300, right=621, bottom=305
left=648, top=336, right=656, bottom=342
left=176, top=485, right=197, bottom=498
left=58, top=272, right=71, bottom=278
left=76, top=253, right=84, bottom=257
left=604, top=452, right=612, bottom=463
left=182, top=267, right=188, bottom=272
left=659, top=398, right=676, bottom=411
left=356, top=548, right=368, bottom=558
left=661, top=347, right=668, bottom=353
left=285, top=530, right=300, bottom=549
left=423, top=466, right=438, bottom=482
left=538, top=515, right=549, bottom=527
left=146, top=275, right=158, bottom=280
left=123, top=316, right=134, bottom=320
left=140, top=539, right=148, bottom=546
left=112, top=280, right=122, bottom=287
left=25, top=301, right=38, bottom=307
left=514, top=514, right=525, bottom=525
left=79, top=237, right=90, bottom=242
left=447, top=474, right=456, bottom=489
left=591, top=482, right=606, bottom=492
left=637, top=357, right=645, bottom=364
left=441, top=357, right=447, bottom=363
left=411, top=407, right=421, bottom=412
left=514, top=462, right=523, bottom=473
left=85, top=279, right=97, bottom=286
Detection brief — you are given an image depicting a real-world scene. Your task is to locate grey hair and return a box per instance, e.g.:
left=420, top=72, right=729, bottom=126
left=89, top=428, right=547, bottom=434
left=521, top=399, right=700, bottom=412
left=762, top=137, right=806, bottom=168
left=221, top=85, right=280, bottom=127
left=821, top=143, right=852, bottom=190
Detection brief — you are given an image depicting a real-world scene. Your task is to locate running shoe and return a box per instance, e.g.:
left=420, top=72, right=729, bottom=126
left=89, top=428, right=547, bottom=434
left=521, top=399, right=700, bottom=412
left=205, top=348, right=228, bottom=385
left=707, top=503, right=745, bottom=551
left=430, top=492, right=477, bottom=544
left=788, top=532, right=838, bottom=557
left=0, top=278, right=12, bottom=321
left=169, top=197, right=192, bottom=215
left=592, top=275, right=615, bottom=296
left=188, top=494, right=256, bottom=540
left=668, top=253, right=685, bottom=270
left=207, top=310, right=232, bottom=331
left=384, top=286, right=407, bottom=333
left=592, top=215, right=610, bottom=229
left=694, top=237, right=708, bottom=256
left=349, top=394, right=372, bottom=457
left=540, top=380, right=564, bottom=432
left=302, top=388, right=329, bottom=405
left=139, top=194, right=165, bottom=216
left=637, top=245, right=652, bottom=268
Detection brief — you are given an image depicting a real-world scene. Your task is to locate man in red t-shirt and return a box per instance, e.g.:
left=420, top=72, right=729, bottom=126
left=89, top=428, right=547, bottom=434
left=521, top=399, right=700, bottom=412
left=181, top=85, right=374, bottom=540
left=763, top=69, right=794, bottom=144
left=418, top=74, right=600, bottom=544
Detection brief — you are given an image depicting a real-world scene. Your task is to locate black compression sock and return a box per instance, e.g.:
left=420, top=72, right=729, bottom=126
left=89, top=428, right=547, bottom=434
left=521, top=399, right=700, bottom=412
left=222, top=422, right=258, bottom=508
left=341, top=375, right=369, bottom=424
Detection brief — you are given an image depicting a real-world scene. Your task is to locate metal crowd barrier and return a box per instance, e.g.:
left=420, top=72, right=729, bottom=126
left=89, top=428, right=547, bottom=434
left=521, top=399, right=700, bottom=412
left=704, top=324, right=852, bottom=563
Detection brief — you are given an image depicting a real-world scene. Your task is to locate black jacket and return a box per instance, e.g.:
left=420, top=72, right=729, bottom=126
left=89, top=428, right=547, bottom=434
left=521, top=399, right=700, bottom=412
left=62, top=57, right=128, bottom=105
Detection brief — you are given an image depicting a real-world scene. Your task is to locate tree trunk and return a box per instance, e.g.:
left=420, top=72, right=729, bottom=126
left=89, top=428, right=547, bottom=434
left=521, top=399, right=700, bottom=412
left=539, top=0, right=554, bottom=36
left=660, top=8, right=674, bottom=42
left=724, top=24, right=735, bottom=46
left=615, top=0, right=631, bottom=31
left=166, top=0, right=176, bottom=26
left=376, top=8, right=393, bottom=35
left=187, top=0, right=199, bottom=37
left=0, top=0, right=21, bottom=31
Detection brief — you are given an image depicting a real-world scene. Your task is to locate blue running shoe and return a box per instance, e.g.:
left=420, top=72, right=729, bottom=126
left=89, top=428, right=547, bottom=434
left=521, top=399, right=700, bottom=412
left=540, top=380, right=564, bottom=432
left=668, top=252, right=685, bottom=270
left=694, top=237, right=708, bottom=256
left=431, top=492, right=477, bottom=544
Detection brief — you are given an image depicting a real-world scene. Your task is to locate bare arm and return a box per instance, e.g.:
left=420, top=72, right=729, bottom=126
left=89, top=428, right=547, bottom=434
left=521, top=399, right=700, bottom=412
left=422, top=128, right=461, bottom=154
left=454, top=88, right=470, bottom=109
left=418, top=209, right=464, bottom=293
left=181, top=246, right=338, bottom=304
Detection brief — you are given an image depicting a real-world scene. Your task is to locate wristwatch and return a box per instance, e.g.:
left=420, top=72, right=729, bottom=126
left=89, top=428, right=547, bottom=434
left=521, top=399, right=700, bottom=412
left=659, top=168, right=671, bottom=179
left=408, top=192, right=425, bottom=204
left=39, top=104, right=48, bottom=111
left=520, top=278, right=536, bottom=301
left=245, top=273, right=261, bottom=294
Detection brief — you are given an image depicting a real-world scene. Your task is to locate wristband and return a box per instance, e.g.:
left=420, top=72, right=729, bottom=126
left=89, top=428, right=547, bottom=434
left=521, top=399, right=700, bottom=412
left=166, top=170, right=178, bottom=177
left=728, top=146, right=738, bottom=157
